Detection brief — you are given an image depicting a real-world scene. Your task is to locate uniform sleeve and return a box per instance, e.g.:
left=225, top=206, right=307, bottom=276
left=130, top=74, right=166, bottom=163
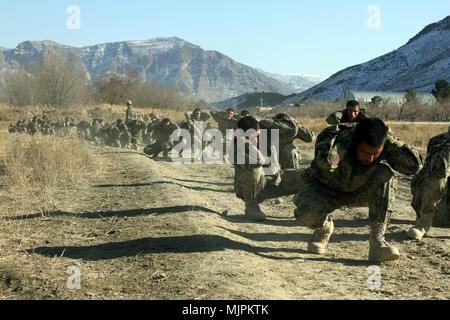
left=326, top=111, right=342, bottom=125
left=383, top=134, right=423, bottom=176
left=200, top=112, right=212, bottom=121
left=428, top=135, right=450, bottom=178
left=210, top=111, right=223, bottom=122
left=296, top=124, right=315, bottom=143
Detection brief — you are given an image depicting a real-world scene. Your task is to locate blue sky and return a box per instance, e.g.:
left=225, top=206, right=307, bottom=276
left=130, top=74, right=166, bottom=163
left=0, top=1, right=448, bottom=77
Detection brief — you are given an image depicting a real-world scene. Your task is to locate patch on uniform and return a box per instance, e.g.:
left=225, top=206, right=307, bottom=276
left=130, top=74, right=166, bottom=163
left=328, top=154, right=340, bottom=166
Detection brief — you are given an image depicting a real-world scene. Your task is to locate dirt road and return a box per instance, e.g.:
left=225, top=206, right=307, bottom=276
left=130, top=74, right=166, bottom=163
left=0, top=145, right=449, bottom=300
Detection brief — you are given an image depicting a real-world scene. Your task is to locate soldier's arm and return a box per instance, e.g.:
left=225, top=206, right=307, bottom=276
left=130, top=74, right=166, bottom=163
left=210, top=110, right=224, bottom=122
left=200, top=112, right=212, bottom=121
left=429, top=141, right=450, bottom=178
left=326, top=111, right=342, bottom=125
left=383, top=135, right=423, bottom=176
left=296, top=124, right=315, bottom=143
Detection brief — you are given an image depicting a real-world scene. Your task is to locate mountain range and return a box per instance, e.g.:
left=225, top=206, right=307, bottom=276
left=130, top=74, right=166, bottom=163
left=0, top=37, right=291, bottom=103
left=281, top=15, right=450, bottom=104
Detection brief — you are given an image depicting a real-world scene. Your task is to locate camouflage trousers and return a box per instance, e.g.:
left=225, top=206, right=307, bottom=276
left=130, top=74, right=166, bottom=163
left=294, top=164, right=397, bottom=229
left=144, top=140, right=174, bottom=157
left=234, top=166, right=313, bottom=206
left=280, top=143, right=302, bottom=170
left=411, top=170, right=450, bottom=227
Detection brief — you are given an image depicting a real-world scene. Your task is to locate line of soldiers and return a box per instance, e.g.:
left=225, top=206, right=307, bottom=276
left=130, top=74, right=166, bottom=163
left=232, top=99, right=449, bottom=263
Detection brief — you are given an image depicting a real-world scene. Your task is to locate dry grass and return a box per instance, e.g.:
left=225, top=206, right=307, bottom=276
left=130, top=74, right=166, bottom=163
left=0, top=132, right=102, bottom=215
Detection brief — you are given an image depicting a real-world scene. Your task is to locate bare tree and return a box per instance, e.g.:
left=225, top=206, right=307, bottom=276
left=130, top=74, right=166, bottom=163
left=33, top=50, right=88, bottom=108
left=0, top=66, right=35, bottom=106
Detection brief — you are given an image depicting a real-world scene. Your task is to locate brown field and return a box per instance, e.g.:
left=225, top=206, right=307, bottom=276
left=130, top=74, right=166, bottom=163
left=0, top=104, right=449, bottom=300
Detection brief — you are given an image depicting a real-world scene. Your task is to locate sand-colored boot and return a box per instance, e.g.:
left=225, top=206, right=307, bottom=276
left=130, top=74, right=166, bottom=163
left=369, top=222, right=400, bottom=263
left=245, top=204, right=266, bottom=221
left=308, top=218, right=334, bottom=254
left=407, top=213, right=433, bottom=240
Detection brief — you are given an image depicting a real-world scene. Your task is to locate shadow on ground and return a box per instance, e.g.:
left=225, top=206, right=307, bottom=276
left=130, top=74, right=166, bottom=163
left=3, top=205, right=221, bottom=220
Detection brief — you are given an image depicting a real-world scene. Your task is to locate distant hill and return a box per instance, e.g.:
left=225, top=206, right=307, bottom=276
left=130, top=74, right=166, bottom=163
left=210, top=92, right=295, bottom=109
left=0, top=37, right=291, bottom=103
left=282, top=15, right=450, bottom=104
left=256, top=69, right=326, bottom=93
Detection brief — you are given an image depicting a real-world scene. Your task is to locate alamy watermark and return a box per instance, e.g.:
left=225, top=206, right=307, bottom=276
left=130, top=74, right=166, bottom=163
left=366, top=265, right=382, bottom=291
left=366, top=5, right=381, bottom=30
left=67, top=265, right=81, bottom=290
left=169, top=121, right=280, bottom=175
left=67, top=5, right=81, bottom=30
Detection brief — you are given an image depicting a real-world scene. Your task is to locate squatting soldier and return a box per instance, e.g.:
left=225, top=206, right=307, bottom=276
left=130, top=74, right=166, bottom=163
left=106, top=119, right=131, bottom=148
left=210, top=108, right=240, bottom=138
left=326, top=100, right=368, bottom=125
left=26, top=116, right=39, bottom=136
left=408, top=127, right=450, bottom=239
left=144, top=118, right=179, bottom=158
left=293, top=118, right=422, bottom=263
left=127, top=119, right=147, bottom=150
left=259, top=113, right=315, bottom=169
left=182, top=108, right=213, bottom=151
left=231, top=116, right=310, bottom=221
left=39, top=121, right=55, bottom=136
left=89, top=119, right=104, bottom=146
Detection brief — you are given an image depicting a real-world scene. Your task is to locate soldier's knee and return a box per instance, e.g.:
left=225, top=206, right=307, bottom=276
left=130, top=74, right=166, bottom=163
left=294, top=204, right=325, bottom=229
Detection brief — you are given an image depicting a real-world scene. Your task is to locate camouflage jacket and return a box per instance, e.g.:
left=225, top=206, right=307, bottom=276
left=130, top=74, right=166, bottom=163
left=210, top=111, right=240, bottom=136
left=311, top=124, right=423, bottom=192
left=185, top=111, right=212, bottom=123
left=326, top=109, right=368, bottom=125
left=127, top=121, right=147, bottom=138
left=422, top=128, right=450, bottom=179
left=147, top=120, right=179, bottom=142
left=108, top=123, right=128, bottom=140
left=259, top=118, right=315, bottom=147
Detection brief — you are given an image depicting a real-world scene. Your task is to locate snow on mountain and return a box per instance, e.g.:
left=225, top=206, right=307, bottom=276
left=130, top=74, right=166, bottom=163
left=0, top=37, right=290, bottom=103
left=256, top=69, right=327, bottom=93
left=281, top=16, right=450, bottom=104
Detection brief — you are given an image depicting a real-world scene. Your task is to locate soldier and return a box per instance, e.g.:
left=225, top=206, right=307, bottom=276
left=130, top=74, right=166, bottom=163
left=210, top=108, right=240, bottom=137
left=127, top=119, right=147, bottom=150
left=26, top=116, right=39, bottom=136
left=293, top=118, right=422, bottom=263
left=326, top=100, right=368, bottom=125
left=106, top=119, right=130, bottom=148
left=144, top=118, right=179, bottom=158
left=39, top=120, right=55, bottom=136
left=259, top=113, right=315, bottom=169
left=77, top=120, right=91, bottom=141
left=182, top=108, right=213, bottom=151
left=408, top=127, right=450, bottom=240
left=231, top=116, right=310, bottom=221
left=240, top=110, right=251, bottom=117
left=89, top=119, right=104, bottom=146
left=125, top=100, right=135, bottom=123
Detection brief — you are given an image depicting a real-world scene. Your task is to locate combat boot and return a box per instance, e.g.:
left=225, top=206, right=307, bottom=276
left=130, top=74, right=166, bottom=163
left=369, top=222, right=400, bottom=263
left=308, top=217, right=334, bottom=254
left=407, top=213, right=433, bottom=240
left=245, top=204, right=266, bottom=221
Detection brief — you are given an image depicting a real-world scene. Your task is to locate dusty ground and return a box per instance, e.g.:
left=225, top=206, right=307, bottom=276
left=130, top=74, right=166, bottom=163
left=0, top=142, right=449, bottom=300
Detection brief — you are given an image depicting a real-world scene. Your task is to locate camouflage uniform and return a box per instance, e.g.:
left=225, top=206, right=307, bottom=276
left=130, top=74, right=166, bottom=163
left=144, top=120, right=179, bottom=158
left=259, top=117, right=315, bottom=169
left=294, top=123, right=422, bottom=262
left=26, top=117, right=38, bottom=136
left=409, top=128, right=450, bottom=238
left=181, top=110, right=213, bottom=150
left=39, top=122, right=55, bottom=136
left=89, top=119, right=104, bottom=146
left=232, top=135, right=311, bottom=220
left=127, top=120, right=147, bottom=150
left=210, top=110, right=240, bottom=137
left=77, top=121, right=91, bottom=141
left=106, top=122, right=131, bottom=148
left=326, top=108, right=368, bottom=125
